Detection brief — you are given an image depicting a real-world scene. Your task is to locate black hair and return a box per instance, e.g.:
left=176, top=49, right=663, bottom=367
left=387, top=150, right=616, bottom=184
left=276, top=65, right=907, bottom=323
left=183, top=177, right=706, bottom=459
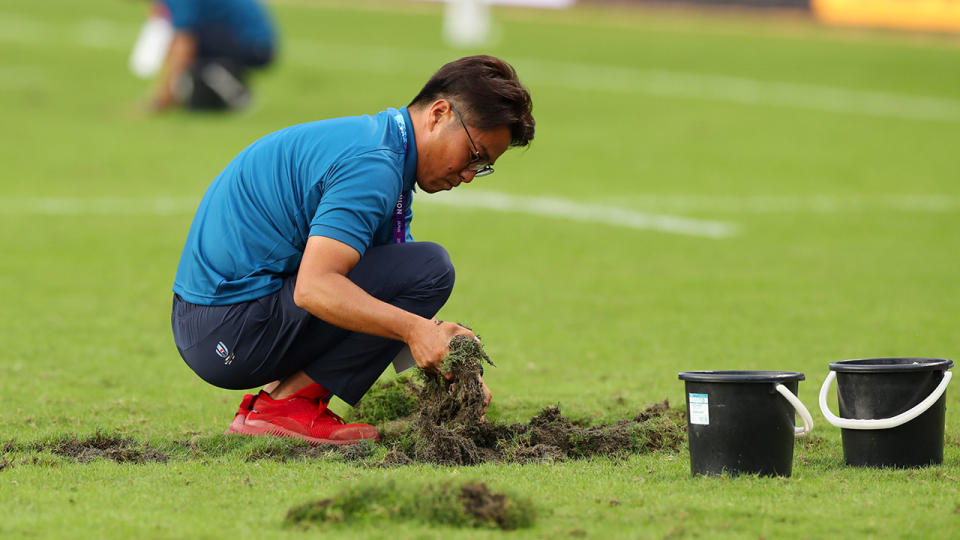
left=409, top=55, right=535, bottom=147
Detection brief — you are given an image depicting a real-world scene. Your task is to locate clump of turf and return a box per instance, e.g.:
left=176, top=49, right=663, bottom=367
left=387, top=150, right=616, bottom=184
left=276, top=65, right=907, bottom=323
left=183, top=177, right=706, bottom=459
left=354, top=334, right=686, bottom=466
left=35, top=431, right=168, bottom=464
left=285, top=480, right=535, bottom=530
left=412, top=336, right=496, bottom=465
left=507, top=402, right=686, bottom=462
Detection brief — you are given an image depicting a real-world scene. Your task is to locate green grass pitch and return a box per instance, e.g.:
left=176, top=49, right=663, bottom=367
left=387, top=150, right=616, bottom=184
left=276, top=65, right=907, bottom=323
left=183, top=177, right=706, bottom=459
left=1, top=0, right=959, bottom=537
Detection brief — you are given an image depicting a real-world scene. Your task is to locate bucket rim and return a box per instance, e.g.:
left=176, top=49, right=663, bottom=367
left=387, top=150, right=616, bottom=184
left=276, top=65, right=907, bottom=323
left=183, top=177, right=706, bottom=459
left=829, top=357, right=954, bottom=373
left=678, top=370, right=805, bottom=383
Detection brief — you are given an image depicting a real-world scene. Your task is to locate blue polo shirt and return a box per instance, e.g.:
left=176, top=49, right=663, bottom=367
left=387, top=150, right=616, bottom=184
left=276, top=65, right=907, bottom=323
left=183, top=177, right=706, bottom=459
left=173, top=107, right=418, bottom=306
left=159, top=0, right=275, bottom=47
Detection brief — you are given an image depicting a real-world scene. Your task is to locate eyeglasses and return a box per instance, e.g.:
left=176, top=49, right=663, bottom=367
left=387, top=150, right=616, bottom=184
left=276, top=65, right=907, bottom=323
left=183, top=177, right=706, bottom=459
left=449, top=103, right=494, bottom=177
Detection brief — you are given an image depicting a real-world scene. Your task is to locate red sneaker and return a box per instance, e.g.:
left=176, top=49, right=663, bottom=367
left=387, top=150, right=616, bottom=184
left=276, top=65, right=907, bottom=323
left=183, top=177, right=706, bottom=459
left=224, top=393, right=257, bottom=435
left=233, top=383, right=378, bottom=445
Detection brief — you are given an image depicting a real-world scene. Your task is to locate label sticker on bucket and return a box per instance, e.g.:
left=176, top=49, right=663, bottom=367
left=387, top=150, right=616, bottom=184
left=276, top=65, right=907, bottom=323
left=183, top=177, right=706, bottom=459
left=689, top=393, right=709, bottom=425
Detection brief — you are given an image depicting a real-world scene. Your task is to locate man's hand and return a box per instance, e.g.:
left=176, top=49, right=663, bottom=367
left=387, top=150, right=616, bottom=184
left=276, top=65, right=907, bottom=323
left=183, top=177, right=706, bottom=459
left=295, top=236, right=479, bottom=380
left=405, top=318, right=476, bottom=379
left=149, top=31, right=196, bottom=113
left=149, top=91, right=177, bottom=113
left=479, top=374, right=493, bottom=421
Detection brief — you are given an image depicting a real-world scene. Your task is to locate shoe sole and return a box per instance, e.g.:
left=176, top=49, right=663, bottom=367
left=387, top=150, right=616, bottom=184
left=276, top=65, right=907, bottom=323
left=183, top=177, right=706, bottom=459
left=224, top=414, right=258, bottom=436
left=226, top=416, right=378, bottom=446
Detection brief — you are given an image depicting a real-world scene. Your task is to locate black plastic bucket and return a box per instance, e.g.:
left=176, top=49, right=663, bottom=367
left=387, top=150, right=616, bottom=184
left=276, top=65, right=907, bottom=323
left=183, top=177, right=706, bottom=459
left=819, top=357, right=954, bottom=468
left=678, top=371, right=812, bottom=477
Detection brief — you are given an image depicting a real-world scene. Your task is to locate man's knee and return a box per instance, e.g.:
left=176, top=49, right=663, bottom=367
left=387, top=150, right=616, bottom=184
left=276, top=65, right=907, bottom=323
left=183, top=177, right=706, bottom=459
left=348, top=242, right=455, bottom=302
left=413, top=242, right=455, bottom=295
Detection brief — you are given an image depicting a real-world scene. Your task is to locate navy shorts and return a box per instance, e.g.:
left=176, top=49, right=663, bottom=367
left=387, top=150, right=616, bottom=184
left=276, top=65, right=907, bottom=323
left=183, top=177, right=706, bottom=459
left=182, top=28, right=273, bottom=110
left=194, top=26, right=274, bottom=68
left=171, top=242, right=454, bottom=405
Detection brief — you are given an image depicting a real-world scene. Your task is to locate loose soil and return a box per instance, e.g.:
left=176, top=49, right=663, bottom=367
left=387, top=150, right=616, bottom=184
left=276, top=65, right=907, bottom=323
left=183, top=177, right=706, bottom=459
left=360, top=335, right=686, bottom=466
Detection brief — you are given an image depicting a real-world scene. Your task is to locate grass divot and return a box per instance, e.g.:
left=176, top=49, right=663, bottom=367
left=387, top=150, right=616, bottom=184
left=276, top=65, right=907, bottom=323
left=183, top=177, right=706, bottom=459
left=351, top=335, right=686, bottom=466
left=285, top=480, right=535, bottom=530
left=14, top=433, right=377, bottom=466
left=33, top=431, right=168, bottom=464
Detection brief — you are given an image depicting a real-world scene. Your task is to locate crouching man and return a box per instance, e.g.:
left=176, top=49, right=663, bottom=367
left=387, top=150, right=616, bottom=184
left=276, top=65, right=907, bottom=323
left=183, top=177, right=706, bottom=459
left=149, top=0, right=277, bottom=111
left=171, top=55, right=535, bottom=444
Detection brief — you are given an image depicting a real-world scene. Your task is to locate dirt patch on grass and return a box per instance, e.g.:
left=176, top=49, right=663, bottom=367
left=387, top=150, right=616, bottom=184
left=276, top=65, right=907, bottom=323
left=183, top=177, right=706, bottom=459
left=0, top=439, right=13, bottom=471
left=459, top=481, right=529, bottom=529
left=286, top=480, right=535, bottom=530
left=356, top=336, right=686, bottom=466
left=35, top=432, right=168, bottom=464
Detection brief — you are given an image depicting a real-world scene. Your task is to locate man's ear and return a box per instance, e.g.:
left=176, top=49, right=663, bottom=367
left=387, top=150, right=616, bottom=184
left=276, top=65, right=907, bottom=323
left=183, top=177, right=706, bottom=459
left=428, top=99, right=451, bottom=128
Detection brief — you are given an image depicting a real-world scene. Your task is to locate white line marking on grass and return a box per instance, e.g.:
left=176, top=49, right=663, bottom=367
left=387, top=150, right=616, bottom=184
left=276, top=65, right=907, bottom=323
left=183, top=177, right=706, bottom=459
left=0, top=194, right=737, bottom=238
left=2, top=11, right=959, bottom=123
left=0, top=13, right=132, bottom=48
left=2, top=193, right=955, bottom=218
left=597, top=194, right=960, bottom=214
left=419, top=191, right=741, bottom=238
left=75, top=18, right=132, bottom=49
left=0, top=66, right=49, bottom=90
left=0, top=13, right=52, bottom=44
left=286, top=40, right=960, bottom=123
left=0, top=197, right=199, bottom=216
left=517, top=60, right=960, bottom=123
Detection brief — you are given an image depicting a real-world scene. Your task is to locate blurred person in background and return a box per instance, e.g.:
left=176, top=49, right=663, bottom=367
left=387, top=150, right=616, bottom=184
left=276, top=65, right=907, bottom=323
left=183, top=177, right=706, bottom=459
left=146, top=0, right=277, bottom=112
left=171, top=56, right=535, bottom=445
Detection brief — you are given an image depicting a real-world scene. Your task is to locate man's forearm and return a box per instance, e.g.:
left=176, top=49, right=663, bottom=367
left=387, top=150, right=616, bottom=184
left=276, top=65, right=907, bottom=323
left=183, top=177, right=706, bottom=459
left=293, top=271, right=425, bottom=344
left=152, top=31, right=197, bottom=109
left=294, top=235, right=473, bottom=373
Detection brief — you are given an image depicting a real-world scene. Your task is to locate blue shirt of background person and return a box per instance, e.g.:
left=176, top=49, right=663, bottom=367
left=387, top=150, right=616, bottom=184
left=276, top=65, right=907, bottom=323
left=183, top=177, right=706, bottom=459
left=159, top=0, right=275, bottom=48
left=173, top=107, right=418, bottom=306
left=149, top=0, right=276, bottom=110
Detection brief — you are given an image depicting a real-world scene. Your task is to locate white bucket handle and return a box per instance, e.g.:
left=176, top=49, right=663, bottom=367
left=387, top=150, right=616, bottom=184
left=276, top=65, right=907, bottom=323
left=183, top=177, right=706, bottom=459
left=819, top=370, right=953, bottom=430
left=774, top=384, right=814, bottom=437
